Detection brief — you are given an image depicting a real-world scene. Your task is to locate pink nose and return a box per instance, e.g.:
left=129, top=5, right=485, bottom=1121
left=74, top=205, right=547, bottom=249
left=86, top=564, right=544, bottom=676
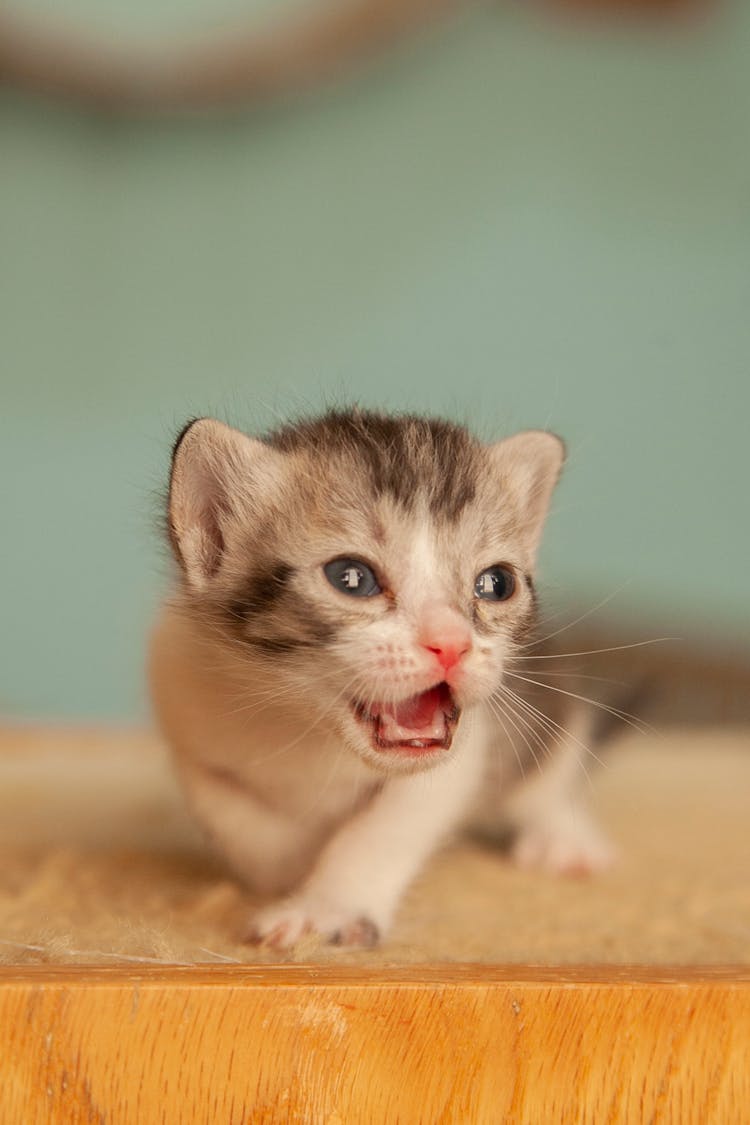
left=423, top=642, right=471, bottom=671
left=419, top=608, right=472, bottom=672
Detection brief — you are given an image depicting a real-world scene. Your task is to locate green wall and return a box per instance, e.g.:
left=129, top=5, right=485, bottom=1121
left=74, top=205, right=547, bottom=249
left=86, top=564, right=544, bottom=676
left=2, top=2, right=749, bottom=720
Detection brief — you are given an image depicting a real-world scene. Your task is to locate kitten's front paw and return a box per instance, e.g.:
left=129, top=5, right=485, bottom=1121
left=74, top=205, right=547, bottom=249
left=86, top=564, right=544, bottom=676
left=245, top=897, right=381, bottom=951
left=511, top=813, right=616, bottom=877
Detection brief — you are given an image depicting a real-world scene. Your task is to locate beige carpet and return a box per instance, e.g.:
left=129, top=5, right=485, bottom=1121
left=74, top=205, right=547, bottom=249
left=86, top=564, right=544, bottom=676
left=0, top=725, right=748, bottom=966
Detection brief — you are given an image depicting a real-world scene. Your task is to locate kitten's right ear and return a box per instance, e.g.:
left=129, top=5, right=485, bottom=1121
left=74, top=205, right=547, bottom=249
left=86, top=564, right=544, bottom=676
left=168, top=418, right=278, bottom=589
left=488, top=430, right=566, bottom=560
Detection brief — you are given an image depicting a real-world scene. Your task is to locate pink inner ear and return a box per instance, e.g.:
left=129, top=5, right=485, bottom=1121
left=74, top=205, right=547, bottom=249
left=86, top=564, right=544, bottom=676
left=197, top=511, right=226, bottom=580
left=169, top=422, right=237, bottom=583
left=170, top=488, right=227, bottom=581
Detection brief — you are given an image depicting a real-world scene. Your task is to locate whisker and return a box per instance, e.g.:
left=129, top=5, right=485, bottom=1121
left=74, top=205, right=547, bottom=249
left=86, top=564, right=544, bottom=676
left=501, top=684, right=596, bottom=774
left=504, top=671, right=653, bottom=736
left=497, top=684, right=565, bottom=750
left=508, top=669, right=627, bottom=686
left=513, top=637, right=677, bottom=662
left=496, top=684, right=603, bottom=783
left=488, top=688, right=550, bottom=778
left=219, top=665, right=346, bottom=722
left=516, top=583, right=633, bottom=651
left=498, top=692, right=560, bottom=771
left=488, top=693, right=539, bottom=774
left=240, top=672, right=367, bottom=767
left=496, top=683, right=572, bottom=762
left=484, top=698, right=528, bottom=777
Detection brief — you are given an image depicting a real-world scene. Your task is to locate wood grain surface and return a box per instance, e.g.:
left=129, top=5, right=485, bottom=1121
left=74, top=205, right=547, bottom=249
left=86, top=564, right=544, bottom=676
left=1, top=964, right=748, bottom=1123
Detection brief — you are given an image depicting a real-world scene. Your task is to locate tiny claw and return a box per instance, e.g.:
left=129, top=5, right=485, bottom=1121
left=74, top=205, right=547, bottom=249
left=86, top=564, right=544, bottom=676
left=330, top=917, right=380, bottom=948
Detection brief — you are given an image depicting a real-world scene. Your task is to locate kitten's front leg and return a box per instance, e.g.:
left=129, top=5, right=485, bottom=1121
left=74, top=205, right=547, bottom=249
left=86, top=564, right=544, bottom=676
left=248, top=739, right=483, bottom=950
left=177, top=760, right=318, bottom=897
left=504, top=731, right=615, bottom=876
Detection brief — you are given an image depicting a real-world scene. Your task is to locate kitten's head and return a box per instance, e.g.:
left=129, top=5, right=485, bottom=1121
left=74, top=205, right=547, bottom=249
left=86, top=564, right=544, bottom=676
left=166, top=409, right=563, bottom=774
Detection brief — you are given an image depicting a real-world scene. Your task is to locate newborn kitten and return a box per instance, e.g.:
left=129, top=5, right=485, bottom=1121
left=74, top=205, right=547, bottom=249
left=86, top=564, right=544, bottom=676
left=150, top=409, right=613, bottom=949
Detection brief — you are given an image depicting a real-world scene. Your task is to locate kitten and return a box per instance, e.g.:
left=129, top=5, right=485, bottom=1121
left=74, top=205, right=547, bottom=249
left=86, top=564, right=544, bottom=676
left=149, top=409, right=613, bottom=949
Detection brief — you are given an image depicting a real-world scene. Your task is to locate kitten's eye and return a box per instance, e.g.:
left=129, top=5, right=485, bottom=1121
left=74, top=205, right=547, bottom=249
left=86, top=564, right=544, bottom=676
left=474, top=565, right=516, bottom=602
left=324, top=558, right=382, bottom=598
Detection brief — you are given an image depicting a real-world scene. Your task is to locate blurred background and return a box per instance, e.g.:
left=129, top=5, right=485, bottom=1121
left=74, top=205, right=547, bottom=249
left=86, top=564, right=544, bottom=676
left=1, top=0, right=748, bottom=723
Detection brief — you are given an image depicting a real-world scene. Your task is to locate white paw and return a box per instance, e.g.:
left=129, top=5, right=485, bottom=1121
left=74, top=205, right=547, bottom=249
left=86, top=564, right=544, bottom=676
left=245, top=896, right=381, bottom=951
left=511, top=813, right=616, bottom=877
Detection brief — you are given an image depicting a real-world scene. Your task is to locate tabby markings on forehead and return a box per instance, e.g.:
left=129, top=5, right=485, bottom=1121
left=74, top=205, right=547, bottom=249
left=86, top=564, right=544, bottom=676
left=266, top=410, right=480, bottom=521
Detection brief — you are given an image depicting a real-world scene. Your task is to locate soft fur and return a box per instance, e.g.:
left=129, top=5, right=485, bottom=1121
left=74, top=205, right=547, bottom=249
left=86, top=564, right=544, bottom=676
left=150, top=409, right=612, bottom=949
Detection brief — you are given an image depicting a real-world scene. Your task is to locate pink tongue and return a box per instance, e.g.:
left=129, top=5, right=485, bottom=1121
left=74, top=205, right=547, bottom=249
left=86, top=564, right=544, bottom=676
left=377, top=687, right=447, bottom=743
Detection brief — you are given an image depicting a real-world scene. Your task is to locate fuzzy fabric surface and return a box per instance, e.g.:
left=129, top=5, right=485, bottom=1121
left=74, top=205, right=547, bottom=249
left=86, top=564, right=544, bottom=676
left=0, top=725, right=748, bottom=966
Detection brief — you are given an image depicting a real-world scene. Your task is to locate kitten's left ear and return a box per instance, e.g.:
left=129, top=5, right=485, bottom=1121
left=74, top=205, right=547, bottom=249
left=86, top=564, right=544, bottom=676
left=488, top=431, right=565, bottom=558
left=167, top=417, right=282, bottom=590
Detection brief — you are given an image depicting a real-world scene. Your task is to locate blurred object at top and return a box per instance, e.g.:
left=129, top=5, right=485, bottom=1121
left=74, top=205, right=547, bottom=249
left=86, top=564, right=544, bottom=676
left=0, top=0, right=718, bottom=113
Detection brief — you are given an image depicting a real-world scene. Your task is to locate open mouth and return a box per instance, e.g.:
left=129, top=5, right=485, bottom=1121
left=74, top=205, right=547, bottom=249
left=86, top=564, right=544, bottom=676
left=352, top=682, right=461, bottom=755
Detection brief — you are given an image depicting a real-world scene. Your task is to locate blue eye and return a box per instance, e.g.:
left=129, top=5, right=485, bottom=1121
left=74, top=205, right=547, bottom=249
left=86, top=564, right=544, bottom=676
left=324, top=558, right=382, bottom=598
left=475, top=565, right=516, bottom=602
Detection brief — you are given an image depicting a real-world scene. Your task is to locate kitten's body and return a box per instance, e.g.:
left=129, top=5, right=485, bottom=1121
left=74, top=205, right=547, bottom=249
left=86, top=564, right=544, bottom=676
left=150, top=410, right=612, bottom=948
